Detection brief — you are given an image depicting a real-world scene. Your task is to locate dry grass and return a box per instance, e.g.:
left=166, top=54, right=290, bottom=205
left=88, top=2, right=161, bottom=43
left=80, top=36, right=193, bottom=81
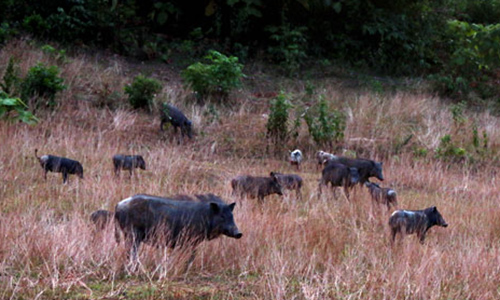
left=1, top=39, right=500, bottom=299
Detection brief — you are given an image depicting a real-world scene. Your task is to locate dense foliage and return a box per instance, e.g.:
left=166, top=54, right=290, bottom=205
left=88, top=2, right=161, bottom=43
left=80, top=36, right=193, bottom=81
left=1, top=0, right=500, bottom=101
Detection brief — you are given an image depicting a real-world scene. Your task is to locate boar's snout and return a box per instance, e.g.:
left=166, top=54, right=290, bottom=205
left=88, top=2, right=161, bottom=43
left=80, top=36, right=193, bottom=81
left=225, top=227, right=243, bottom=239
left=442, top=223, right=448, bottom=228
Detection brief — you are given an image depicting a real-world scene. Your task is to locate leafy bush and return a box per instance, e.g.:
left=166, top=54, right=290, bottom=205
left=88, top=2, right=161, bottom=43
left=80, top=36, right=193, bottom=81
left=1, top=57, right=20, bottom=95
left=267, top=23, right=307, bottom=76
left=304, top=95, right=345, bottom=147
left=266, top=92, right=293, bottom=149
left=124, top=74, right=162, bottom=110
left=0, top=92, right=38, bottom=124
left=181, top=50, right=244, bottom=101
left=21, top=63, right=66, bottom=109
left=431, top=20, right=500, bottom=98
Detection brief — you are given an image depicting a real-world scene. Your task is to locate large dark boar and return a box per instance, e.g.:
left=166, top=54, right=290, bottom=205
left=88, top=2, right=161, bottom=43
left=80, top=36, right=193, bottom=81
left=332, top=156, right=383, bottom=184
left=160, top=103, right=193, bottom=140
left=318, top=162, right=360, bottom=200
left=365, top=182, right=397, bottom=211
left=270, top=172, right=303, bottom=200
left=112, top=154, right=146, bottom=177
left=90, top=209, right=113, bottom=231
left=115, top=194, right=242, bottom=261
left=35, top=149, right=84, bottom=183
left=231, top=174, right=283, bottom=203
left=389, top=206, right=448, bottom=243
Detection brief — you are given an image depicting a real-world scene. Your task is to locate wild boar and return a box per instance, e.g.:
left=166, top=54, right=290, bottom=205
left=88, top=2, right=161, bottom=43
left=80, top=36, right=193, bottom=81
left=331, top=156, right=383, bottom=184
left=270, top=172, right=303, bottom=200
left=114, top=194, right=242, bottom=262
left=231, top=174, right=283, bottom=203
left=316, top=150, right=337, bottom=169
left=90, top=209, right=114, bottom=231
left=160, top=103, right=193, bottom=140
left=389, top=206, right=448, bottom=243
left=112, top=154, right=146, bottom=177
left=35, top=149, right=84, bottom=183
left=365, top=182, right=397, bottom=211
left=318, top=162, right=360, bottom=200
left=289, top=149, right=303, bottom=170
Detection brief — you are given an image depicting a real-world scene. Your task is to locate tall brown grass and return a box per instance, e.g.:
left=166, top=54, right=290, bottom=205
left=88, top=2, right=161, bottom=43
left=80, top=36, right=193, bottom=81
left=1, top=39, right=500, bottom=299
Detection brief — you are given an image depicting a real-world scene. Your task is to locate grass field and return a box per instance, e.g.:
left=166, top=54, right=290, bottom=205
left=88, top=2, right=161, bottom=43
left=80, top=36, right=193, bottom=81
left=1, top=39, right=500, bottom=299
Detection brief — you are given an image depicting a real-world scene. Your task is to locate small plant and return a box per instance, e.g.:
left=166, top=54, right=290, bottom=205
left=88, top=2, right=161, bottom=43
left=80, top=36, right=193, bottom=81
left=0, top=92, right=38, bottom=124
left=304, top=95, right=345, bottom=147
left=41, top=45, right=67, bottom=63
left=181, top=50, right=244, bottom=101
left=0, top=56, right=20, bottom=95
left=21, top=63, right=66, bottom=109
left=450, top=101, right=466, bottom=125
left=435, top=134, right=466, bottom=161
left=124, top=74, right=162, bottom=111
left=266, top=92, right=293, bottom=151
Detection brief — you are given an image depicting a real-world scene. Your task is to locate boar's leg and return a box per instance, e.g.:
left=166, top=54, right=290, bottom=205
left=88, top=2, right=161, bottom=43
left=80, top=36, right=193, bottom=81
left=417, top=229, right=427, bottom=244
left=390, top=228, right=398, bottom=244
left=44, top=169, right=48, bottom=180
left=125, top=229, right=144, bottom=263
left=62, top=171, right=68, bottom=184
left=296, top=189, right=302, bottom=201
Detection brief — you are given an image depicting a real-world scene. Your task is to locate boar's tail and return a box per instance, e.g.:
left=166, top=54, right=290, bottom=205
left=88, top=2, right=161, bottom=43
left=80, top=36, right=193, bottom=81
left=34, top=148, right=40, bottom=160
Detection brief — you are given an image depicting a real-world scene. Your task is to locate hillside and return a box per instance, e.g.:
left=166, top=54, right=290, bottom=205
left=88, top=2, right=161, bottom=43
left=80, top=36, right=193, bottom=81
left=1, top=39, right=500, bottom=299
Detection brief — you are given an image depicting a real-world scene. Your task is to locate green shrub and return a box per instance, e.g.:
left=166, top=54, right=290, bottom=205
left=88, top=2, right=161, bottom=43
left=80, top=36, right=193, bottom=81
left=124, top=74, right=162, bottom=110
left=266, top=92, right=293, bottom=149
left=22, top=14, right=49, bottom=37
left=435, top=134, right=467, bottom=161
left=0, top=91, right=38, bottom=124
left=21, top=63, right=66, bottom=109
left=181, top=50, right=244, bottom=101
left=304, top=95, right=345, bottom=147
left=267, top=23, right=307, bottom=76
left=0, top=57, right=20, bottom=95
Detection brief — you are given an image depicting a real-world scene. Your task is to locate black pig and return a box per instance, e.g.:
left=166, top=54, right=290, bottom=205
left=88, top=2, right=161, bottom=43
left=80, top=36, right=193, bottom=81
left=331, top=156, right=383, bottom=184
left=365, top=182, right=398, bottom=211
left=35, top=149, right=84, bottom=183
left=389, top=206, right=448, bottom=243
left=231, top=174, right=283, bottom=203
left=114, top=194, right=242, bottom=262
left=112, top=154, right=146, bottom=177
left=270, top=172, right=303, bottom=200
left=318, top=162, right=360, bottom=200
left=160, top=103, right=193, bottom=140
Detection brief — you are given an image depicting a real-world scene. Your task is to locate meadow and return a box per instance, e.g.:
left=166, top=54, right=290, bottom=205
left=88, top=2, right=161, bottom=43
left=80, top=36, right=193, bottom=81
left=1, top=39, right=500, bottom=299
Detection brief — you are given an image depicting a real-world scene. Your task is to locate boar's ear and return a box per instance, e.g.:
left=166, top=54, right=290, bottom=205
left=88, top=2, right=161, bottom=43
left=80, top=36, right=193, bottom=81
left=270, top=171, right=275, bottom=177
left=210, top=202, right=220, bottom=214
left=229, top=202, right=236, bottom=212
left=432, top=206, right=437, bottom=212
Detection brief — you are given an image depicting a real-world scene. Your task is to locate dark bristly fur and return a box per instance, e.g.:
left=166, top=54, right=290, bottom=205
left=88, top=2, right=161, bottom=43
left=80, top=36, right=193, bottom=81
left=270, top=172, right=303, bottom=200
left=114, top=194, right=242, bottom=262
left=35, top=149, right=84, bottom=183
left=365, top=182, right=398, bottom=211
left=231, top=174, right=283, bottom=203
left=160, top=103, right=193, bottom=141
left=329, top=156, right=383, bottom=184
left=112, top=154, right=146, bottom=177
left=389, top=206, right=448, bottom=244
left=318, top=162, right=360, bottom=200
